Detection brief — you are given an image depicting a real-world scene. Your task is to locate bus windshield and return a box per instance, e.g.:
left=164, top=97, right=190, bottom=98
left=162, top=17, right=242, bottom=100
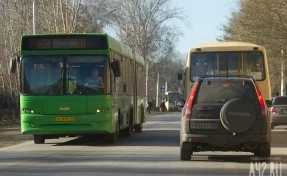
left=21, top=56, right=110, bottom=95
left=190, top=51, right=265, bottom=81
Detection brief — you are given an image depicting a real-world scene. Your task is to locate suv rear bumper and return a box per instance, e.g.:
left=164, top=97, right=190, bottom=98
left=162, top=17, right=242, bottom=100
left=181, top=133, right=270, bottom=145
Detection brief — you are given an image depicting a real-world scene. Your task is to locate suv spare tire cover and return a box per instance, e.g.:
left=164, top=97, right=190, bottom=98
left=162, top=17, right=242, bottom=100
left=220, top=98, right=257, bottom=133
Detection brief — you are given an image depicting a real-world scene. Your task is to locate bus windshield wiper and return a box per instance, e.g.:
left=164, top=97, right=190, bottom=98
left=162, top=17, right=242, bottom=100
left=43, top=79, right=63, bottom=95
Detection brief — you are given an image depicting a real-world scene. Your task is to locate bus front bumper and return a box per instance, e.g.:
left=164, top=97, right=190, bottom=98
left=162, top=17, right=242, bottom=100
left=21, top=114, right=114, bottom=135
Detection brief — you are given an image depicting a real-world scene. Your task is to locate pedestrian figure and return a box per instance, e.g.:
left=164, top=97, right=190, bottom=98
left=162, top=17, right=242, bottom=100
left=148, top=99, right=152, bottom=114
left=160, top=101, right=166, bottom=113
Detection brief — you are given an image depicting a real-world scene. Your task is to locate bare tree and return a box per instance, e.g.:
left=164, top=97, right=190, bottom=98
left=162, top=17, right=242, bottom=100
left=219, top=0, right=287, bottom=94
left=0, top=0, right=187, bottom=118
left=109, top=0, right=187, bottom=98
left=0, top=0, right=114, bottom=120
left=110, top=0, right=186, bottom=60
left=37, top=0, right=112, bottom=33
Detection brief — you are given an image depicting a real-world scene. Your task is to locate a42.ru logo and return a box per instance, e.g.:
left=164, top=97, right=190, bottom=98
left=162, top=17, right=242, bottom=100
left=249, top=162, right=282, bottom=176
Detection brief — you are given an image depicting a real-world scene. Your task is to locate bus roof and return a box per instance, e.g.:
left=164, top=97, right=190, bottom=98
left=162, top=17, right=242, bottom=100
left=107, top=35, right=145, bottom=65
left=189, top=41, right=265, bottom=53
left=21, top=33, right=145, bottom=66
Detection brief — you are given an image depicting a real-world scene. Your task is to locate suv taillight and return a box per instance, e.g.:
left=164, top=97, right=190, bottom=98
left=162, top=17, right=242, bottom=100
left=254, top=83, right=267, bottom=119
left=183, top=82, right=199, bottom=119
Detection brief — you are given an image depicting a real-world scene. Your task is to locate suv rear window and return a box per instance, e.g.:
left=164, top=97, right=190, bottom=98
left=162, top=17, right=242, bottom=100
left=196, top=79, right=258, bottom=103
left=273, top=97, right=287, bottom=105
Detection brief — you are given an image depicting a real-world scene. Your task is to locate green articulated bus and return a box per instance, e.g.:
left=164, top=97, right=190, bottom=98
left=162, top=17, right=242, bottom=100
left=10, top=33, right=146, bottom=144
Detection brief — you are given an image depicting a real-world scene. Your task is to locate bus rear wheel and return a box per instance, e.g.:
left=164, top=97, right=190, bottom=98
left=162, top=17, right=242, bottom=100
left=122, top=125, right=132, bottom=137
left=134, top=123, right=143, bottom=132
left=34, top=135, right=45, bottom=144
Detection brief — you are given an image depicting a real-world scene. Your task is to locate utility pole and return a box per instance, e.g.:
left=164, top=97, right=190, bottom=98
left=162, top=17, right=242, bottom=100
left=146, top=61, right=148, bottom=101
left=156, top=72, right=159, bottom=107
left=33, top=0, right=36, bottom=34
left=281, top=49, right=285, bottom=96
left=165, top=78, right=168, bottom=92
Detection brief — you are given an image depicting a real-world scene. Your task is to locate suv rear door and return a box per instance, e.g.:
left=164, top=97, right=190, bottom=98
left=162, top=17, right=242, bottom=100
left=190, top=78, right=262, bottom=134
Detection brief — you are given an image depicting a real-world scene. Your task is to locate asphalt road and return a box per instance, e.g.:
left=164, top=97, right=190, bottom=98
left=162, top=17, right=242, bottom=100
left=0, top=112, right=287, bottom=176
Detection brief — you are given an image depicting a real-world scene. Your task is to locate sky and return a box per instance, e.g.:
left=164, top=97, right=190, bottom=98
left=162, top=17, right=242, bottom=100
left=104, top=0, right=239, bottom=56
left=171, top=0, right=239, bottom=54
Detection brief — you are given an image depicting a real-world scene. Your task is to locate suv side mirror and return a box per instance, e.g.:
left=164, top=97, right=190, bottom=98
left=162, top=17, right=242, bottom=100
left=177, top=70, right=183, bottom=80
left=111, top=60, right=121, bottom=77
left=175, top=99, right=185, bottom=108
left=265, top=100, right=273, bottom=108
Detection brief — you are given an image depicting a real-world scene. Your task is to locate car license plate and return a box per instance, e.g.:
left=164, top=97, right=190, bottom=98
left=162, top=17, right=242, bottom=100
left=190, top=123, right=218, bottom=129
left=55, top=117, right=75, bottom=122
left=283, top=110, right=287, bottom=114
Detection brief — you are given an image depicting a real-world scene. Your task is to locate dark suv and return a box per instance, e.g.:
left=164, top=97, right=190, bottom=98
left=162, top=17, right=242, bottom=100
left=176, top=76, right=272, bottom=161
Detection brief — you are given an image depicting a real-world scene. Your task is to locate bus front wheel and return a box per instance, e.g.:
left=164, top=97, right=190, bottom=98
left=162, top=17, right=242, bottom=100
left=122, top=112, right=132, bottom=137
left=34, top=135, right=45, bottom=144
left=106, top=120, right=120, bottom=144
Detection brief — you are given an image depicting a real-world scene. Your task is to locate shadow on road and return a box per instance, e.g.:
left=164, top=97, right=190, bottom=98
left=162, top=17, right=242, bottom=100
left=49, top=128, right=287, bottom=149
left=271, top=129, right=287, bottom=148
left=1, top=154, right=287, bottom=176
left=50, top=129, right=180, bottom=147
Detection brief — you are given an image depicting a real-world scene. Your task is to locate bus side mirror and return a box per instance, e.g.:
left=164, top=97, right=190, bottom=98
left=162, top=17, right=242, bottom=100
left=9, top=57, right=19, bottom=74
left=111, top=60, right=121, bottom=77
left=177, top=70, right=183, bottom=80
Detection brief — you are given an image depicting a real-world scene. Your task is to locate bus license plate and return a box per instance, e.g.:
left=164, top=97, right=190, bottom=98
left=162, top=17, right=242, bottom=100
left=190, top=123, right=218, bottom=129
left=55, top=117, right=75, bottom=122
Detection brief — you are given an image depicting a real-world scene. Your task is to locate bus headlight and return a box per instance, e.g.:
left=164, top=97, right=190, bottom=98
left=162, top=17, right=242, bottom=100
left=22, top=108, right=34, bottom=114
left=95, top=108, right=109, bottom=113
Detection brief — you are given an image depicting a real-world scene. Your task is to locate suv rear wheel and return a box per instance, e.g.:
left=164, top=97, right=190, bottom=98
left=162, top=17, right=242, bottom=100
left=180, top=142, right=192, bottom=161
left=254, top=144, right=271, bottom=161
